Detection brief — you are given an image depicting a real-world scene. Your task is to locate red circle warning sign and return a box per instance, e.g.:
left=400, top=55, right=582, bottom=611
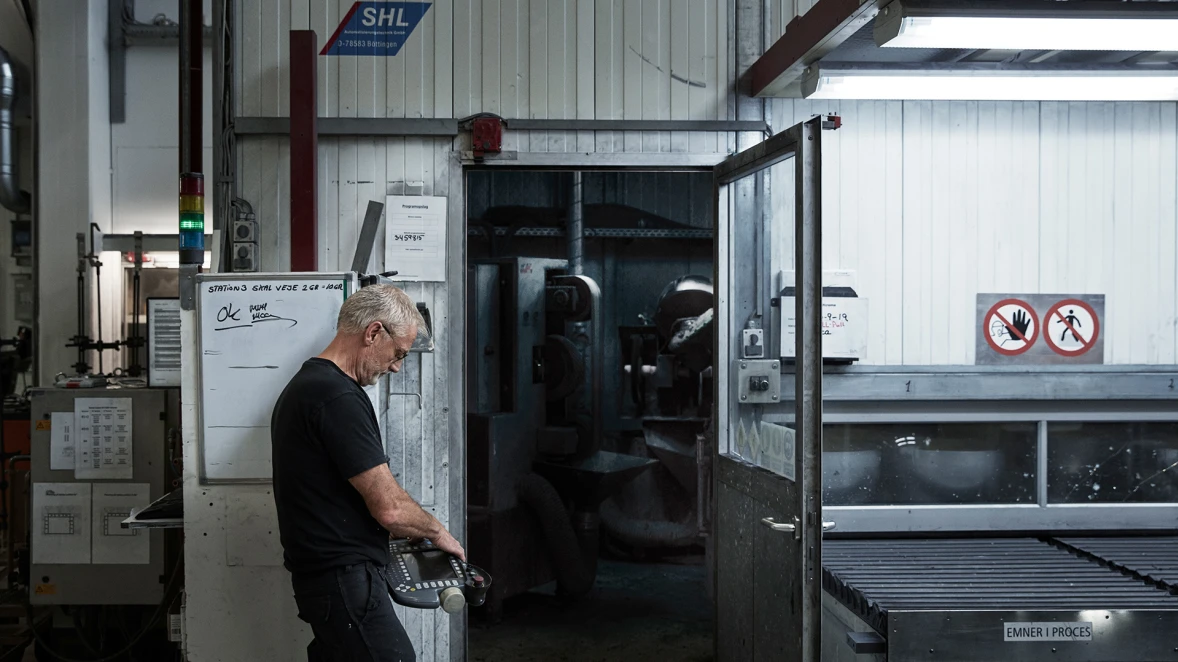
left=984, top=298, right=1039, bottom=356
left=1044, top=299, right=1100, bottom=357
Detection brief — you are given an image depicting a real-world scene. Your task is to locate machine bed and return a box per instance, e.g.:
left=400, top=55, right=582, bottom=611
left=1056, top=537, right=1178, bottom=594
left=821, top=537, right=1178, bottom=661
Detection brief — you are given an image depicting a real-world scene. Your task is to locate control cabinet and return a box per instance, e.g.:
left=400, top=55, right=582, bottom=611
left=29, top=387, right=175, bottom=605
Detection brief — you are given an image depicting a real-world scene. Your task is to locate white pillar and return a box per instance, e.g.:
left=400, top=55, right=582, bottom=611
left=35, top=0, right=112, bottom=383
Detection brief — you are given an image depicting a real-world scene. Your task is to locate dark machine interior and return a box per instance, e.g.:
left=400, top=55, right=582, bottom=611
left=464, top=170, right=716, bottom=651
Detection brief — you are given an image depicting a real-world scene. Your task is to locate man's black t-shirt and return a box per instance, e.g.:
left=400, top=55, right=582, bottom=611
left=272, top=358, right=390, bottom=575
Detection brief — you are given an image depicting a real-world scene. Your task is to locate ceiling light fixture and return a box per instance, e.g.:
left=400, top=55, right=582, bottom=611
left=802, top=67, right=1178, bottom=101
left=875, top=1, right=1178, bottom=52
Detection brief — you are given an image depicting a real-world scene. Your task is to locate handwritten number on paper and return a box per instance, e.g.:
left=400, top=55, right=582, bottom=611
left=905, top=380, right=911, bottom=393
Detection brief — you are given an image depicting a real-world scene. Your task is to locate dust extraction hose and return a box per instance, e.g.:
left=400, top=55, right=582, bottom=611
left=600, top=497, right=701, bottom=549
left=516, top=473, right=594, bottom=597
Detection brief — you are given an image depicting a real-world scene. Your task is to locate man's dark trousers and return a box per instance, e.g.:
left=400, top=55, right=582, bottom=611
left=291, top=561, right=416, bottom=661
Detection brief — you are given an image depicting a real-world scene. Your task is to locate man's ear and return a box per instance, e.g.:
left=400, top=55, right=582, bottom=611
left=364, top=321, right=382, bottom=344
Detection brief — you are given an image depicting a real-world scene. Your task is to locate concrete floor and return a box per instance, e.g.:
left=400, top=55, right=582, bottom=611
left=470, top=557, right=713, bottom=662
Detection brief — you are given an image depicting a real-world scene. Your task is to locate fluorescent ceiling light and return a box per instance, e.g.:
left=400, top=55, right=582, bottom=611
left=803, top=69, right=1178, bottom=101
left=875, top=2, right=1178, bottom=51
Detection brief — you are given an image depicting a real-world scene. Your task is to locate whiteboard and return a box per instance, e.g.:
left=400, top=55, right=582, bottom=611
left=196, top=272, right=358, bottom=482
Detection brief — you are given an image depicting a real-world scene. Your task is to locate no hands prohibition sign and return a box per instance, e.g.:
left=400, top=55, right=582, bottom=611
left=984, top=298, right=1039, bottom=356
left=1044, top=299, right=1099, bottom=357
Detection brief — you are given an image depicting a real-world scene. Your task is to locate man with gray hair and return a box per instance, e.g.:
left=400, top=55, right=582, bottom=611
left=272, top=283, right=464, bottom=661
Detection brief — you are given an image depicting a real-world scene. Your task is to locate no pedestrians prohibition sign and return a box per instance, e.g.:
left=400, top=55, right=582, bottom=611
left=984, top=298, right=1039, bottom=356
left=1044, top=299, right=1100, bottom=357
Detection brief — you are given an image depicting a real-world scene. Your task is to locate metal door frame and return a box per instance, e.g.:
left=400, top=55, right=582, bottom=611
left=456, top=152, right=727, bottom=662
left=713, top=115, right=825, bottom=661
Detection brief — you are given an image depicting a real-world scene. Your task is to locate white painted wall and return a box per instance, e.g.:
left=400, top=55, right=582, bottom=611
left=769, top=98, right=1178, bottom=365
left=36, top=0, right=114, bottom=384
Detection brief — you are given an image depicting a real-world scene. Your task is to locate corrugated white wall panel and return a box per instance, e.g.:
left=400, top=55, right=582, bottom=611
left=237, top=0, right=455, bottom=118
left=240, top=1, right=733, bottom=148
left=450, top=0, right=729, bottom=153
left=767, top=0, right=809, bottom=43
left=769, top=98, right=1178, bottom=366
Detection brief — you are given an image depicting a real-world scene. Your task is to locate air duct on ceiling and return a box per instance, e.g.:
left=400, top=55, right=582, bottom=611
left=0, top=46, right=30, bottom=214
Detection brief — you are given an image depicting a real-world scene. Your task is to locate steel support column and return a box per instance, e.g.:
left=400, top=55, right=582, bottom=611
left=290, top=31, right=318, bottom=272
left=795, top=116, right=823, bottom=662
left=179, top=0, right=204, bottom=307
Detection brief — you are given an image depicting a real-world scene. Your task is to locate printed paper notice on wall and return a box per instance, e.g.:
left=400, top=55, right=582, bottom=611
left=91, top=484, right=151, bottom=564
left=75, top=398, right=133, bottom=480
left=385, top=195, right=447, bottom=282
left=32, top=483, right=92, bottom=565
left=50, top=412, right=75, bottom=471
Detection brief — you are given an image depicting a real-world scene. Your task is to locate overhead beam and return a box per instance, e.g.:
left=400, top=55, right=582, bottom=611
left=749, top=0, right=884, bottom=97
left=233, top=117, right=768, bottom=136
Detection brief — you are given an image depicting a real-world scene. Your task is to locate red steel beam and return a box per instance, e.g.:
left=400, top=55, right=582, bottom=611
left=749, top=0, right=882, bottom=97
left=290, top=30, right=318, bottom=271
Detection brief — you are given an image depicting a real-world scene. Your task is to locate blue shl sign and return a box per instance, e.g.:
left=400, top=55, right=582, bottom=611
left=320, top=2, right=431, bottom=57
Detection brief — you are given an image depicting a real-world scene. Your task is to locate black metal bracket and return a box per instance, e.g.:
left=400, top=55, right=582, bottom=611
left=846, top=631, right=886, bottom=654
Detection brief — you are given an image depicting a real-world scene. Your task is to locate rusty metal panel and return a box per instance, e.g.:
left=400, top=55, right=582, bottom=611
left=716, top=455, right=804, bottom=661
left=715, top=475, right=757, bottom=662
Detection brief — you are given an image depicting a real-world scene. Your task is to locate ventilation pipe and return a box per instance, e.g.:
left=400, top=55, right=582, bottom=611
left=516, top=473, right=595, bottom=597
left=0, top=47, right=30, bottom=214
left=567, top=172, right=583, bottom=275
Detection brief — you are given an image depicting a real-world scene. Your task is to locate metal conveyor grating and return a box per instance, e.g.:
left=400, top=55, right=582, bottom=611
left=1055, top=537, right=1178, bottom=593
left=823, top=538, right=1178, bottom=633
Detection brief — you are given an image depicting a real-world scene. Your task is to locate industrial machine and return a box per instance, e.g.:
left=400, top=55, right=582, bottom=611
left=20, top=386, right=180, bottom=659
left=608, top=275, right=715, bottom=553
left=822, top=537, right=1178, bottom=661
left=387, top=539, right=491, bottom=614
left=807, top=375, right=1178, bottom=662
left=467, top=257, right=656, bottom=617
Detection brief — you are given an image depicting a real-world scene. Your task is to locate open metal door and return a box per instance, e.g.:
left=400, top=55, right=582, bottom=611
left=713, top=116, right=828, bottom=662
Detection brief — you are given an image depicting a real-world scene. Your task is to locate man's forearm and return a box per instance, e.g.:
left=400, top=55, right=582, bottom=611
left=383, top=492, right=442, bottom=540
left=351, top=464, right=445, bottom=540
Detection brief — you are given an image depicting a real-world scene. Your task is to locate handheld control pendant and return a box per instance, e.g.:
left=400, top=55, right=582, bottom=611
left=388, top=539, right=491, bottom=614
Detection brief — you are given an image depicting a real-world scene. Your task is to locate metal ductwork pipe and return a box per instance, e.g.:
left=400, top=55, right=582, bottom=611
left=0, top=47, right=30, bottom=214
left=568, top=171, right=583, bottom=275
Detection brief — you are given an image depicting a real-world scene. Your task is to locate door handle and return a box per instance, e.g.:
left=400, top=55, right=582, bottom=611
left=760, top=517, right=835, bottom=537
left=761, top=516, right=800, bottom=539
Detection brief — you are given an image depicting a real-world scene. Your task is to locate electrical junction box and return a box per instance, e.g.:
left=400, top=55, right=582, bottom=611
left=233, top=218, right=257, bottom=242
left=233, top=242, right=258, bottom=272
left=737, top=360, right=780, bottom=404
left=742, top=328, right=765, bottom=358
